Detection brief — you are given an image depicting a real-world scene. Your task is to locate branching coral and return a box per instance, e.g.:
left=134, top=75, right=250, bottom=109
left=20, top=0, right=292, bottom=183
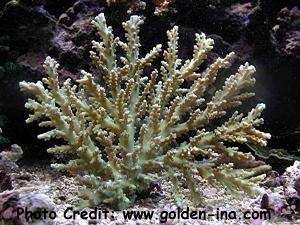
left=153, top=0, right=176, bottom=15
left=20, top=13, right=271, bottom=210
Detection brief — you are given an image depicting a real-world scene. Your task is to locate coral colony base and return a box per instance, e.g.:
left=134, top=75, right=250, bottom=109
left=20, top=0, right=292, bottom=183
left=19, top=13, right=271, bottom=210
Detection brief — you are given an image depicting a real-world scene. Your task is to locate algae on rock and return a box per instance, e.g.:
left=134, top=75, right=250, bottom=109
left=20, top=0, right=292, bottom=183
left=20, top=13, right=271, bottom=209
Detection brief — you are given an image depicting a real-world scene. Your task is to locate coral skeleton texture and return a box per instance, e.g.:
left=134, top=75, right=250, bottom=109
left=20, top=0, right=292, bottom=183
left=20, top=13, right=271, bottom=210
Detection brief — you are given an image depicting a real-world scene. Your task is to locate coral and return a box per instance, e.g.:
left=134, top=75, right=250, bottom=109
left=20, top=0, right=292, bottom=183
left=153, top=0, right=176, bottom=15
left=20, top=13, right=271, bottom=209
